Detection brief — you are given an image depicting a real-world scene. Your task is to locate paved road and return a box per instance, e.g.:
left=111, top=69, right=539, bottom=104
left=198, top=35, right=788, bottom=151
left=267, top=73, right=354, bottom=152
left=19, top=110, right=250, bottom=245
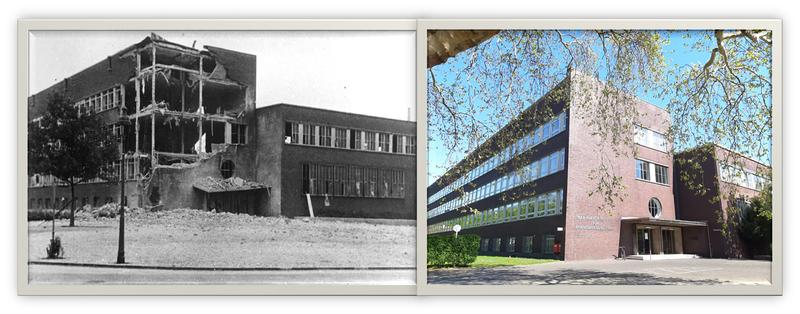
left=28, top=264, right=416, bottom=285
left=428, top=258, right=772, bottom=285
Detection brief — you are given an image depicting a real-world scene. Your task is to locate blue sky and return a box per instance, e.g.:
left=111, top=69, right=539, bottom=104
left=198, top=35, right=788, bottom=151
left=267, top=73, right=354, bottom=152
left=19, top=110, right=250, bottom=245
left=427, top=30, right=769, bottom=185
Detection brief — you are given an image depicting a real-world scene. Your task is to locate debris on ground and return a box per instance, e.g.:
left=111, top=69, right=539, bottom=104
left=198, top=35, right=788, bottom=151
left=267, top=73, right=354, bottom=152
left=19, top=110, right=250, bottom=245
left=28, top=207, right=415, bottom=268
left=193, top=176, right=268, bottom=192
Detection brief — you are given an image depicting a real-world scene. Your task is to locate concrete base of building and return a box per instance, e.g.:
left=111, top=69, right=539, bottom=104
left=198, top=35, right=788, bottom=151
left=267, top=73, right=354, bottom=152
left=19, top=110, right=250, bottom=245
left=626, top=254, right=700, bottom=261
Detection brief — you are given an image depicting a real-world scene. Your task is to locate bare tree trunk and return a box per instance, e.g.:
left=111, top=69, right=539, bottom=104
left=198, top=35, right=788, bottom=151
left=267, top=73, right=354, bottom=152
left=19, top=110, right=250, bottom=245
left=69, top=183, right=75, bottom=227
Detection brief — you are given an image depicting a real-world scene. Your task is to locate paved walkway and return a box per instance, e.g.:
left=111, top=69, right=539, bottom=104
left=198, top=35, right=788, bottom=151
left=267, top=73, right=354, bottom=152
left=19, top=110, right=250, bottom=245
left=428, top=258, right=772, bottom=285
left=28, top=264, right=415, bottom=285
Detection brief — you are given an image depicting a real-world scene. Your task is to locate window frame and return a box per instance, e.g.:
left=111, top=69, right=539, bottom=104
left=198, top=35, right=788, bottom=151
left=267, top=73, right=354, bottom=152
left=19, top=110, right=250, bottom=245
left=648, top=197, right=662, bottom=218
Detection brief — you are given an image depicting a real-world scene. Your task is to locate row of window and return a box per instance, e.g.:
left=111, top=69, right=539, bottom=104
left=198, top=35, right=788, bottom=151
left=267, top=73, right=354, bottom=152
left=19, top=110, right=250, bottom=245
left=480, top=234, right=556, bottom=254
left=427, top=149, right=565, bottom=219
left=635, top=159, right=669, bottom=185
left=427, top=189, right=564, bottom=234
left=634, top=125, right=669, bottom=152
left=719, top=163, right=768, bottom=191
left=428, top=112, right=567, bottom=205
left=29, top=155, right=143, bottom=188
left=28, top=174, right=66, bottom=187
left=29, top=196, right=117, bottom=210
left=74, top=85, right=123, bottom=116
left=285, top=122, right=416, bottom=155
left=302, top=163, right=406, bottom=199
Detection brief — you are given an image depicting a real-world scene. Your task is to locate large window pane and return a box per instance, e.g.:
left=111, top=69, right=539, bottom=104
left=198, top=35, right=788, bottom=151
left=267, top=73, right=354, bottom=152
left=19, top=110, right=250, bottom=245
left=636, top=160, right=650, bottom=181
left=655, top=164, right=669, bottom=184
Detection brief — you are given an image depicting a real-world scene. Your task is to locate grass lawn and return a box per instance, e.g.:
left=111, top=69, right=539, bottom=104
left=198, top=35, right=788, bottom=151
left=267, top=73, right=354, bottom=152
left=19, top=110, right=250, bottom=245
left=469, top=255, right=558, bottom=268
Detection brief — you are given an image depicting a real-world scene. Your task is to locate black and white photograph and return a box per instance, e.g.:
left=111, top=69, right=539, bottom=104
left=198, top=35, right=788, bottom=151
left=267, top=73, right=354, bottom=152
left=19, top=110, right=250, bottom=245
left=24, top=30, right=417, bottom=285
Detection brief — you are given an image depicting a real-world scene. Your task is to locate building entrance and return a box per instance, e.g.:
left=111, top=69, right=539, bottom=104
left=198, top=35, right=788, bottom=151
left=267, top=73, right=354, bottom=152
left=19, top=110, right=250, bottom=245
left=636, top=228, right=653, bottom=255
left=662, top=229, right=677, bottom=254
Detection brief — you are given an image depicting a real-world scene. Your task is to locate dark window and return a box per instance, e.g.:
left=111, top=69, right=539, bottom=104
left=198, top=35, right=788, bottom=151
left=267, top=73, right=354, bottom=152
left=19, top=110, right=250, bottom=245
left=378, top=133, right=390, bottom=152
left=302, top=124, right=315, bottom=145
left=506, top=237, right=516, bottom=253
left=349, top=130, right=357, bottom=149
left=405, top=136, right=416, bottom=154
left=335, top=128, right=347, bottom=148
left=319, top=126, right=332, bottom=147
left=364, top=131, right=376, bottom=151
left=655, top=164, right=668, bottom=184
left=220, top=160, right=235, bottom=179
left=232, top=124, right=247, bottom=144
left=285, top=122, right=298, bottom=144
left=302, top=164, right=310, bottom=194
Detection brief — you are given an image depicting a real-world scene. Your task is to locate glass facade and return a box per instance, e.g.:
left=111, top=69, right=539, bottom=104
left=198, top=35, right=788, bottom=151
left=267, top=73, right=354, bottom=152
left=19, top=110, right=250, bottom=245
left=427, top=111, right=567, bottom=205
left=427, top=188, right=564, bottom=234
left=719, top=162, right=768, bottom=190
left=427, top=149, right=565, bottom=219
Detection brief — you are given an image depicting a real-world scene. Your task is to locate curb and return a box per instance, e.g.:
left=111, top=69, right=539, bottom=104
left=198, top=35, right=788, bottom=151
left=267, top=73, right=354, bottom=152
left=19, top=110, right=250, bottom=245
left=308, top=217, right=416, bottom=226
left=28, top=260, right=415, bottom=271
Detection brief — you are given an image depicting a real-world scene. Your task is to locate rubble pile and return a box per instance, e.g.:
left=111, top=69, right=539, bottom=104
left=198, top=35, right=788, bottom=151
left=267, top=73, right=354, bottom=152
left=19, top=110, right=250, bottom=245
left=193, top=176, right=267, bottom=192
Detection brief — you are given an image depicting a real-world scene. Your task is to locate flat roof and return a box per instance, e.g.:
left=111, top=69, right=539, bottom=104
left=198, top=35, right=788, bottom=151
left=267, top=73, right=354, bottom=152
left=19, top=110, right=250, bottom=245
left=257, top=103, right=415, bottom=124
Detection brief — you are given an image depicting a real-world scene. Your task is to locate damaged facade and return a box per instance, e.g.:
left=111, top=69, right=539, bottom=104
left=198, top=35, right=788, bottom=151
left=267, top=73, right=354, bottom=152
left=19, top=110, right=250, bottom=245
left=28, top=34, right=416, bottom=219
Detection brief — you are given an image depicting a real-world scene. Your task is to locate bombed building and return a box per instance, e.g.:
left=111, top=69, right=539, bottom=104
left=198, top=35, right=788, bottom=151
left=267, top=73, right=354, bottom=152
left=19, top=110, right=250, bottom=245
left=27, top=34, right=416, bottom=219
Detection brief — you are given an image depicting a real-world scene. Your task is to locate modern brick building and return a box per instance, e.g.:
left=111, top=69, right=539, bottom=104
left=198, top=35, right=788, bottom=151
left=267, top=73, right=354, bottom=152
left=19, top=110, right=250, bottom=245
left=28, top=33, right=416, bottom=219
left=427, top=72, right=712, bottom=261
left=674, top=144, right=770, bottom=259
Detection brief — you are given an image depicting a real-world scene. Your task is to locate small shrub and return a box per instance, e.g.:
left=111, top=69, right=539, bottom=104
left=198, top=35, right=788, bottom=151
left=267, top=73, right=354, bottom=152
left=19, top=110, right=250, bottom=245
left=427, top=234, right=480, bottom=267
left=28, top=209, right=51, bottom=221
left=46, top=236, right=64, bottom=259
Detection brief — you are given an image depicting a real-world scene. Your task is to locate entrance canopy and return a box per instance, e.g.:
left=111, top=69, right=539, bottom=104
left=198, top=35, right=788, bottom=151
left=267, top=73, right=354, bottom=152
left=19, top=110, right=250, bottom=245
left=621, top=217, right=707, bottom=227
left=193, top=176, right=268, bottom=193
left=193, top=176, right=269, bottom=216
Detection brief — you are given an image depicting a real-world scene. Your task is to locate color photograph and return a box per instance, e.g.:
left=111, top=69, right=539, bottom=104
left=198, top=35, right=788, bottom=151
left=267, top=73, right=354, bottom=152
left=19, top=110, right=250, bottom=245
left=425, top=28, right=775, bottom=285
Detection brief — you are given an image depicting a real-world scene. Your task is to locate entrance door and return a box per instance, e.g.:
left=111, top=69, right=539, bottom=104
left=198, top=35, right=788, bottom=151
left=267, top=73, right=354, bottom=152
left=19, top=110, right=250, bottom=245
left=636, top=229, right=653, bottom=255
left=661, top=229, right=676, bottom=254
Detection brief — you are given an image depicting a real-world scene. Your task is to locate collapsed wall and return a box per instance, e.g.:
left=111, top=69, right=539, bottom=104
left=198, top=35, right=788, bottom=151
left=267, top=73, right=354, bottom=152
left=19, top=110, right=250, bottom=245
left=125, top=34, right=263, bottom=214
left=147, top=144, right=269, bottom=216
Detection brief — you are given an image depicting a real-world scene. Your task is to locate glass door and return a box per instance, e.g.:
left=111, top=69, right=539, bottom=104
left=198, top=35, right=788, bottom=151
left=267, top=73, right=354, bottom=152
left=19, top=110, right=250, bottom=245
left=636, top=228, right=653, bottom=255
left=661, top=229, right=676, bottom=254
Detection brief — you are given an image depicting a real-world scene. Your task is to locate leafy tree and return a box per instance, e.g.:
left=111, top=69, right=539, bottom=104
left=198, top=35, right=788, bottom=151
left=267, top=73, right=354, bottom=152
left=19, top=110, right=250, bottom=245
left=28, top=92, right=119, bottom=226
left=427, top=30, right=772, bottom=214
left=738, top=184, right=772, bottom=256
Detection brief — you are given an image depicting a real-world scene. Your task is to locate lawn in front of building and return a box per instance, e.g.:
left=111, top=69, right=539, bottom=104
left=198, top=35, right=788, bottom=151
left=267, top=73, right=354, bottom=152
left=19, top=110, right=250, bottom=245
left=469, top=255, right=558, bottom=268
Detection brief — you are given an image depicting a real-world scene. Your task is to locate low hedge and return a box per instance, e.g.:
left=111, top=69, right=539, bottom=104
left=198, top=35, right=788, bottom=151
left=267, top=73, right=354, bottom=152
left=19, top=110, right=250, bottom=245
left=427, top=234, right=480, bottom=267
left=27, top=209, right=71, bottom=221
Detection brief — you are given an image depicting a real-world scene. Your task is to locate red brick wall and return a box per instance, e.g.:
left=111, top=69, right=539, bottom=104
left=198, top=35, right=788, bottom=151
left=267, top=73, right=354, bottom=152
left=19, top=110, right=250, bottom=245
left=564, top=73, right=676, bottom=261
left=675, top=145, right=769, bottom=258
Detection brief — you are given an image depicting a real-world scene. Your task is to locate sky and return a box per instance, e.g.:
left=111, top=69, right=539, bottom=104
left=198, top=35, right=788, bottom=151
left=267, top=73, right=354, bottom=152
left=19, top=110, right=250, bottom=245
left=29, top=30, right=416, bottom=121
left=426, top=30, right=771, bottom=184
